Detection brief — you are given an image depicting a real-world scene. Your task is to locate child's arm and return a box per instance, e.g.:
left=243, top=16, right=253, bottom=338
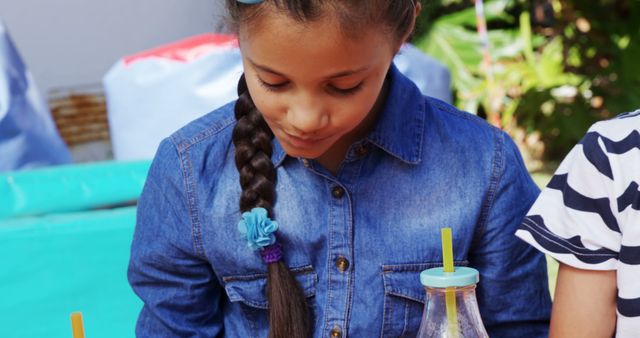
left=550, top=263, right=617, bottom=338
left=514, top=116, right=640, bottom=337
left=470, top=132, right=552, bottom=337
left=128, top=139, right=224, bottom=336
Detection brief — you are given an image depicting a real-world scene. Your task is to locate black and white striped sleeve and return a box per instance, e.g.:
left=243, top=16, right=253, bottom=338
left=516, top=112, right=640, bottom=271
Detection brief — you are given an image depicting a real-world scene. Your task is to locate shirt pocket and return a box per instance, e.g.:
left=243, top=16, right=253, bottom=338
left=380, top=261, right=468, bottom=338
left=223, top=265, right=317, bottom=337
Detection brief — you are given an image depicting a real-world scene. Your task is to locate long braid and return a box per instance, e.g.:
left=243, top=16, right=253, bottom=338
left=232, top=75, right=276, bottom=213
left=232, top=74, right=311, bottom=338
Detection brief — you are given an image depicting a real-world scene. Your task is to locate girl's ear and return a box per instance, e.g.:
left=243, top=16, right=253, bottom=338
left=414, top=2, right=422, bottom=21
left=406, top=1, right=422, bottom=41
left=395, top=1, right=422, bottom=53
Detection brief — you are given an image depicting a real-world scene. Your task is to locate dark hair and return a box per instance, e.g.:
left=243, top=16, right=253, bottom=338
left=229, top=1, right=419, bottom=337
left=226, top=0, right=419, bottom=43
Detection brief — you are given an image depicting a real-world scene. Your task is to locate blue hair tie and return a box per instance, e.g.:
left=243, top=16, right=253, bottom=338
left=238, top=207, right=279, bottom=251
left=237, top=0, right=263, bottom=4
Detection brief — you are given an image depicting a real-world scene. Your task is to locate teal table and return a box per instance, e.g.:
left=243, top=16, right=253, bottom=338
left=0, top=161, right=150, bottom=338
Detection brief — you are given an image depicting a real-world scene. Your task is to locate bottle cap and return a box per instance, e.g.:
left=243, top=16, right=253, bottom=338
left=420, top=266, right=479, bottom=288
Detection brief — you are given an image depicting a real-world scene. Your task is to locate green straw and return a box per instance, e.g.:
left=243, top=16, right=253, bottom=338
left=442, top=228, right=460, bottom=337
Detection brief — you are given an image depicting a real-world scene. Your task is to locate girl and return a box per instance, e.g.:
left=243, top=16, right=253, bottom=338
left=517, top=110, right=640, bottom=337
left=128, top=1, right=551, bottom=337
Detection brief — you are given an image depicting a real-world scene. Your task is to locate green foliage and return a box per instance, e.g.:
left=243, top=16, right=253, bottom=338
left=413, top=0, right=640, bottom=164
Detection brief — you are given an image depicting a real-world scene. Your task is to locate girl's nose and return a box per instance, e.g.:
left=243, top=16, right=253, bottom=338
left=286, top=96, right=328, bottom=134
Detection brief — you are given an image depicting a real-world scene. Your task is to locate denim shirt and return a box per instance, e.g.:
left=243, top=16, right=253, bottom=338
left=128, top=64, right=551, bottom=338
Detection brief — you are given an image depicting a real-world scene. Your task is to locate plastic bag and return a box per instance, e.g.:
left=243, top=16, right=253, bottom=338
left=0, top=21, right=72, bottom=171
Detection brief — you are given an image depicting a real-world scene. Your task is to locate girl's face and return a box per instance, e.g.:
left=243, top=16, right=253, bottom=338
left=239, top=10, right=399, bottom=166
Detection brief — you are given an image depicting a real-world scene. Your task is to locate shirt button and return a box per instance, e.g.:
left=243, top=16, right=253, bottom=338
left=330, top=326, right=342, bottom=338
left=355, top=144, right=369, bottom=157
left=336, top=256, right=350, bottom=272
left=301, top=158, right=310, bottom=167
left=331, top=186, right=345, bottom=199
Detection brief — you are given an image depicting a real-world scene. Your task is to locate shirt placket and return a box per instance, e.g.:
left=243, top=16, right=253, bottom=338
left=319, top=149, right=366, bottom=338
left=319, top=176, right=349, bottom=337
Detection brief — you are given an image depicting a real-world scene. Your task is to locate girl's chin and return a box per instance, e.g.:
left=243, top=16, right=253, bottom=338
left=277, top=135, right=335, bottom=158
left=281, top=147, right=326, bottom=159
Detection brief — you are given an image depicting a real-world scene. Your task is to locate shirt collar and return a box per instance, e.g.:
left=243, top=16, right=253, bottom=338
left=272, top=137, right=287, bottom=167
left=365, top=63, right=425, bottom=164
left=271, top=63, right=426, bottom=167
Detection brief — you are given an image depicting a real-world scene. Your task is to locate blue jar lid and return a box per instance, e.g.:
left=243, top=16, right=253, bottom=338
left=420, top=266, right=479, bottom=288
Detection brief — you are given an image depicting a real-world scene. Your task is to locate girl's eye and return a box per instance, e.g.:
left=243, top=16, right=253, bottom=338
left=258, top=78, right=288, bottom=92
left=257, top=76, right=363, bottom=96
left=330, top=82, right=363, bottom=96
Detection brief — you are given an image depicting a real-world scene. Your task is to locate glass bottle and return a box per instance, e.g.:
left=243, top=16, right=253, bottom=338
left=417, top=266, right=489, bottom=338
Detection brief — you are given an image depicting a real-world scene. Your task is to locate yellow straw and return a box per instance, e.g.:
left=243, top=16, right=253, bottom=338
left=441, top=228, right=454, bottom=273
left=442, top=228, right=459, bottom=337
left=445, top=288, right=459, bottom=337
left=70, top=312, right=85, bottom=338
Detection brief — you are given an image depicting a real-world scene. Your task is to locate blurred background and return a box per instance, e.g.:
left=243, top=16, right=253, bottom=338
left=1, top=0, right=224, bottom=98
left=1, top=0, right=638, bottom=337
left=415, top=0, right=640, bottom=173
left=0, top=0, right=224, bottom=164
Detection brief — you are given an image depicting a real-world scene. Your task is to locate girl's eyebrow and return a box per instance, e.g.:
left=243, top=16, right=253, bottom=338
left=248, top=58, right=369, bottom=79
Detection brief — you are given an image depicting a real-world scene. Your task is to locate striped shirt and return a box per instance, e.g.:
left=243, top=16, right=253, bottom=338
left=516, top=110, right=640, bottom=337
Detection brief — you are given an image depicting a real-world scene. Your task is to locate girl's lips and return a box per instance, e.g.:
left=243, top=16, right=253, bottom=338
left=284, top=132, right=327, bottom=148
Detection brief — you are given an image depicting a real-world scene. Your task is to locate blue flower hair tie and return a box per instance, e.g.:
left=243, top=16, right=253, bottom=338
left=236, top=0, right=263, bottom=4
left=238, top=207, right=279, bottom=252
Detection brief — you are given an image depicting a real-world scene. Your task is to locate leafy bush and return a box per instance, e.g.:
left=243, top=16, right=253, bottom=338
left=414, top=0, right=640, bottom=167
